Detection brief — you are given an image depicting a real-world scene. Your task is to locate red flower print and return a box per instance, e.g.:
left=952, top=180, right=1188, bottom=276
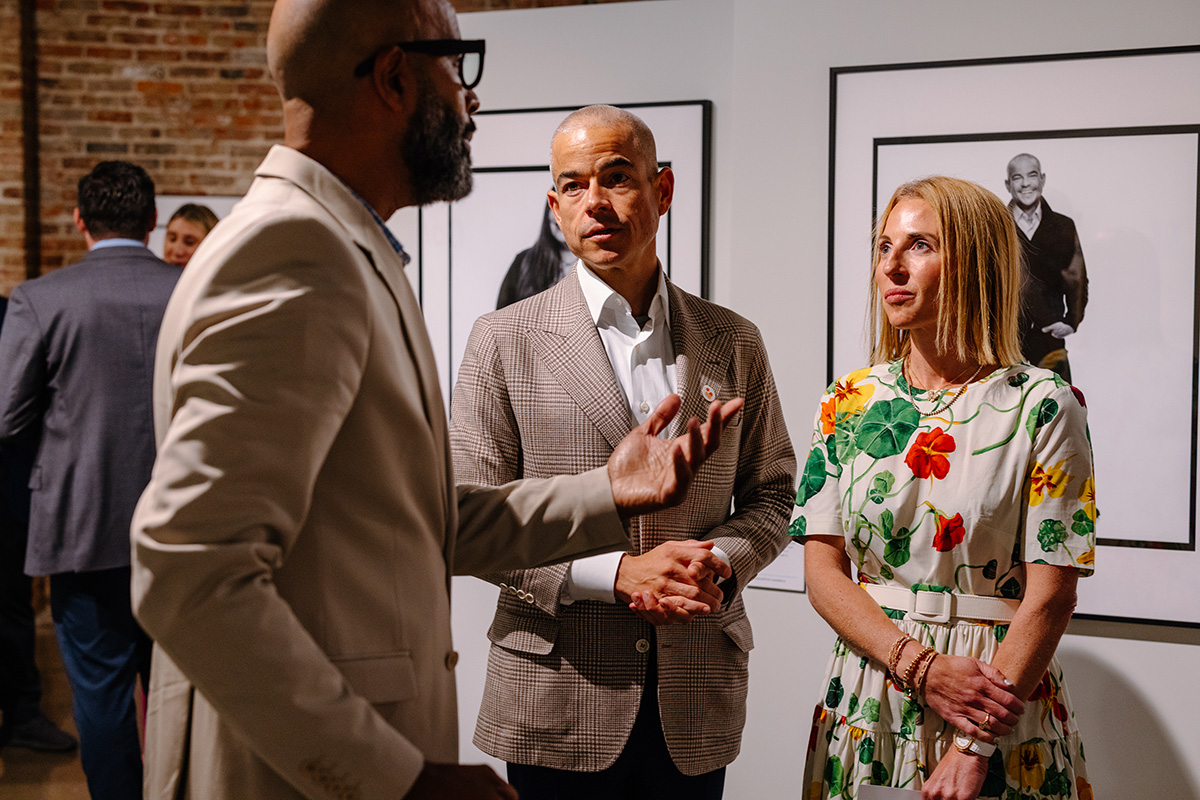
left=1071, top=386, right=1087, bottom=407
left=932, top=512, right=965, bottom=552
left=820, top=398, right=837, bottom=435
left=1029, top=671, right=1069, bottom=722
left=905, top=427, right=956, bottom=480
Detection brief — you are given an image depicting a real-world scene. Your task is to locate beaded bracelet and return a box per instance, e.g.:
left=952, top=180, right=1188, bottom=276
left=886, top=634, right=916, bottom=683
left=912, top=650, right=938, bottom=696
left=901, top=645, right=935, bottom=690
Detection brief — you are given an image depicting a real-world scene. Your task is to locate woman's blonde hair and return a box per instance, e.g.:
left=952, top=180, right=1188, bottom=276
left=168, top=203, right=219, bottom=235
left=868, top=176, right=1022, bottom=366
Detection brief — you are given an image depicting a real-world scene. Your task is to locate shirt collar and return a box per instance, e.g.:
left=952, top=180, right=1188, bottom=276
left=90, top=238, right=147, bottom=251
left=576, top=260, right=670, bottom=328
left=340, top=180, right=411, bottom=266
left=1009, top=200, right=1043, bottom=225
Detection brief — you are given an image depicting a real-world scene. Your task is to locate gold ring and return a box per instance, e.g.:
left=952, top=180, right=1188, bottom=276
left=981, top=713, right=994, bottom=732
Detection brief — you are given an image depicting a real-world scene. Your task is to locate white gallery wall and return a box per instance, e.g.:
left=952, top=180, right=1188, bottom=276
left=450, top=2, right=1200, bottom=797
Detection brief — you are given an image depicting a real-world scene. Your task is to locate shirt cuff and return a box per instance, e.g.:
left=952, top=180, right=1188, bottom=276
left=711, top=545, right=732, bottom=584
left=562, top=551, right=626, bottom=605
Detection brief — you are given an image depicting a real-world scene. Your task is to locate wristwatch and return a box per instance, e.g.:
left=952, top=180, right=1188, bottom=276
left=953, top=730, right=997, bottom=757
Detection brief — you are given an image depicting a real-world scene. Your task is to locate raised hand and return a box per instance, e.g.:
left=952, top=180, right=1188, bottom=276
left=616, top=540, right=730, bottom=625
left=404, top=763, right=517, bottom=800
left=608, top=395, right=743, bottom=519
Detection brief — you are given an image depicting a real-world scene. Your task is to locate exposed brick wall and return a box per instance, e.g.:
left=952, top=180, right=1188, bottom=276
left=3, top=0, right=653, bottom=289
left=1, top=1, right=25, bottom=294
left=34, top=0, right=280, bottom=276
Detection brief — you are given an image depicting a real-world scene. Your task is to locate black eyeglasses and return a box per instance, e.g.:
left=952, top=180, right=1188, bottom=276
left=353, top=39, right=486, bottom=90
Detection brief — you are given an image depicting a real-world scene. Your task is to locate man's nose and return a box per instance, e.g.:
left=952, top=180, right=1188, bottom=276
left=465, top=86, right=480, bottom=116
left=584, top=183, right=610, bottom=212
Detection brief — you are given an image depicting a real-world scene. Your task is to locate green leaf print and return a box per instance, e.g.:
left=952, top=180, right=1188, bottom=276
left=1041, top=764, right=1072, bottom=796
left=1037, top=519, right=1069, bottom=552
left=795, top=448, right=828, bottom=507
left=983, top=559, right=998, bottom=580
left=879, top=564, right=894, bottom=581
left=1071, top=508, right=1095, bottom=538
left=860, top=697, right=881, bottom=723
left=788, top=516, right=807, bottom=539
left=835, top=415, right=861, bottom=464
left=825, top=755, right=845, bottom=796
left=826, top=677, right=844, bottom=709
left=825, top=432, right=840, bottom=469
left=879, top=509, right=894, bottom=539
left=998, top=578, right=1021, bottom=599
left=1007, top=372, right=1030, bottom=387
left=899, top=696, right=922, bottom=737
left=980, top=750, right=1007, bottom=797
left=883, top=537, right=911, bottom=568
left=847, top=694, right=859, bottom=715
left=870, top=761, right=890, bottom=786
left=993, top=624, right=1008, bottom=643
left=1024, top=398, right=1059, bottom=440
left=868, top=471, right=895, bottom=504
left=855, top=398, right=921, bottom=459
left=858, top=736, right=874, bottom=765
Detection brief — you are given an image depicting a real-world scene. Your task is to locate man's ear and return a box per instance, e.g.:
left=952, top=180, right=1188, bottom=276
left=72, top=207, right=87, bottom=235
left=547, top=190, right=562, bottom=229
left=372, top=46, right=410, bottom=112
left=655, top=167, right=675, bottom=217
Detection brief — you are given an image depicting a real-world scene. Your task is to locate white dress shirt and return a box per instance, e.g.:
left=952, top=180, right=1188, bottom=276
left=563, top=262, right=728, bottom=603
left=1011, top=201, right=1043, bottom=239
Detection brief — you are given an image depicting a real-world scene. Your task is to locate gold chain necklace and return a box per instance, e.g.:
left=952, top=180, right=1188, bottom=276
left=902, top=357, right=985, bottom=416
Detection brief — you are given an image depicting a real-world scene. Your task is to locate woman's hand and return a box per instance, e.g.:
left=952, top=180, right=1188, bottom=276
left=921, top=747, right=988, bottom=800
left=922, top=654, right=1024, bottom=740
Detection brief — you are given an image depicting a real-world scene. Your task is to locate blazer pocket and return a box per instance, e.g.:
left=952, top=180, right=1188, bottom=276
left=720, top=611, right=754, bottom=653
left=330, top=651, right=417, bottom=705
left=487, top=606, right=559, bottom=656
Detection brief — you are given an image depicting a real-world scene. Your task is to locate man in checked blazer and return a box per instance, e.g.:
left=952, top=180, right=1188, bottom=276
left=450, top=106, right=796, bottom=797
left=0, top=160, right=178, bottom=797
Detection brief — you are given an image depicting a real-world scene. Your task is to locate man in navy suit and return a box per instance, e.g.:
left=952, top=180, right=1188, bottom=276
left=0, top=295, right=77, bottom=754
left=0, top=161, right=180, bottom=798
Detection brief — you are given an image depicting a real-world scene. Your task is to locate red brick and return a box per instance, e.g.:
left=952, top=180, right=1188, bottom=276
left=136, top=80, right=184, bottom=94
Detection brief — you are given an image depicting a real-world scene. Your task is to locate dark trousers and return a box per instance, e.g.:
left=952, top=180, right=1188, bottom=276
left=0, top=523, right=41, bottom=728
left=506, top=654, right=726, bottom=800
left=50, top=567, right=152, bottom=800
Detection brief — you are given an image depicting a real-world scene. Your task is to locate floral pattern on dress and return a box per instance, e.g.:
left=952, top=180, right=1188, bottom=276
left=793, top=362, right=1096, bottom=799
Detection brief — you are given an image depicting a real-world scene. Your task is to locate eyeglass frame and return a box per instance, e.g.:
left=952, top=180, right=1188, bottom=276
left=352, top=39, right=486, bottom=90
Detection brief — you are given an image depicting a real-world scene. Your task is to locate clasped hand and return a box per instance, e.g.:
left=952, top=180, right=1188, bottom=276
left=617, top=540, right=731, bottom=625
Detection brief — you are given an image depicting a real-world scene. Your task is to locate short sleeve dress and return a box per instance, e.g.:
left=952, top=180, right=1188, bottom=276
left=793, top=361, right=1096, bottom=800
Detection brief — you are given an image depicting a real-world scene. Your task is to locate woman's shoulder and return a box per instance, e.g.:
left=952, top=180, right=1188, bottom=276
left=825, top=361, right=900, bottom=394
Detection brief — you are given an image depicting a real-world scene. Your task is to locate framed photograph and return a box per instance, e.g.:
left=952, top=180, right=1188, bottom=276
left=828, top=46, right=1200, bottom=627
left=149, top=195, right=239, bottom=262
left=387, top=101, right=712, bottom=408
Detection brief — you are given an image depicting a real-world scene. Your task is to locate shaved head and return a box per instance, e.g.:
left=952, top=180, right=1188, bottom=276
left=267, top=0, right=456, bottom=114
left=551, top=105, right=658, bottom=179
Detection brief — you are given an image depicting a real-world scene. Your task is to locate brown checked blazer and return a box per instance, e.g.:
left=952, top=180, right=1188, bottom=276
left=130, top=147, right=629, bottom=800
left=450, top=269, right=796, bottom=775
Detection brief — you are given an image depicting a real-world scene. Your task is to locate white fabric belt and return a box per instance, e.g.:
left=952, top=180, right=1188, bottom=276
left=862, top=584, right=1020, bottom=624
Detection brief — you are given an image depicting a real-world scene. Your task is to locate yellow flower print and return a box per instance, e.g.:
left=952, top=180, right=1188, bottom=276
left=1027, top=459, right=1071, bottom=507
left=1006, top=742, right=1046, bottom=787
left=847, top=724, right=866, bottom=742
left=1077, top=776, right=1095, bottom=800
left=832, top=368, right=875, bottom=416
left=1078, top=476, right=1096, bottom=521
left=1077, top=549, right=1095, bottom=566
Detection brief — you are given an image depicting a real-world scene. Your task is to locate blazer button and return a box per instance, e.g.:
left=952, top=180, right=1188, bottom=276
left=635, top=638, right=651, bottom=654
left=445, top=651, right=459, bottom=670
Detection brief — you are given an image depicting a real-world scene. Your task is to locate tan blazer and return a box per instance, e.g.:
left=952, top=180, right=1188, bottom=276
left=130, top=146, right=628, bottom=800
left=449, top=272, right=796, bottom=775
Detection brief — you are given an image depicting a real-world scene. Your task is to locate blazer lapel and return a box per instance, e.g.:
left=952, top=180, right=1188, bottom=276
left=526, top=276, right=633, bottom=452
left=667, top=282, right=734, bottom=438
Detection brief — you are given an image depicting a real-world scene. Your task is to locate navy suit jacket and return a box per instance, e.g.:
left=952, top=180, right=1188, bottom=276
left=0, top=245, right=179, bottom=575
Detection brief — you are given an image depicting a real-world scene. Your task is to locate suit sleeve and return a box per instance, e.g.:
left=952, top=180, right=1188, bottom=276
left=0, top=287, right=48, bottom=442
left=131, top=218, right=426, bottom=799
left=1063, top=227, right=1087, bottom=330
left=700, top=329, right=796, bottom=600
left=449, top=314, right=574, bottom=611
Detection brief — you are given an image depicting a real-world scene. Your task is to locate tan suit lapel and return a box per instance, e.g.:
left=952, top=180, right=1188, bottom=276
left=527, top=276, right=632, bottom=452
left=667, top=281, right=734, bottom=438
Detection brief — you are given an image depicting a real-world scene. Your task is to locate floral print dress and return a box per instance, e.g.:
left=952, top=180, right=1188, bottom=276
left=793, top=361, right=1096, bottom=800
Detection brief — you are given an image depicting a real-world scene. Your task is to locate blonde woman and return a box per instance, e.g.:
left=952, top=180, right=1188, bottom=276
left=163, top=203, right=218, bottom=267
left=795, top=176, right=1095, bottom=800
